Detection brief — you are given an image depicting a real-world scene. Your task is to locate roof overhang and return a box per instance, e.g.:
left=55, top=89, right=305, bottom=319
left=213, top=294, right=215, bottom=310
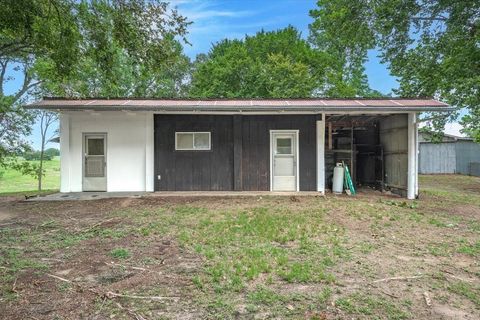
left=24, top=98, right=454, bottom=113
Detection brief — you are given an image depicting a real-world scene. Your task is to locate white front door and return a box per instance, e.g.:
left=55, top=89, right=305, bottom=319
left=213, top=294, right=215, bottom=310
left=83, top=134, right=107, bottom=191
left=271, top=131, right=298, bottom=191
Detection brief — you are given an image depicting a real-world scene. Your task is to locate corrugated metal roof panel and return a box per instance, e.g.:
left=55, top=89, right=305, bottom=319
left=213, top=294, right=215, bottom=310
left=25, top=97, right=450, bottom=112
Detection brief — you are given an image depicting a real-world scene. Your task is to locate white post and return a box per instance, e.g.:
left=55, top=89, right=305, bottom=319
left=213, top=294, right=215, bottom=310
left=145, top=112, right=154, bottom=192
left=316, top=114, right=325, bottom=194
left=415, top=115, right=419, bottom=197
left=59, top=113, right=71, bottom=192
left=407, top=112, right=417, bottom=199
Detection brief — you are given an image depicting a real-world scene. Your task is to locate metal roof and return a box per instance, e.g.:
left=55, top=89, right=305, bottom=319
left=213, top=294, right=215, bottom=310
left=419, top=132, right=473, bottom=142
left=25, top=97, right=451, bottom=112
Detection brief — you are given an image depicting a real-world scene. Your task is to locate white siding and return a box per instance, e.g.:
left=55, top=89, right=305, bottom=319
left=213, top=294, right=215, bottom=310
left=60, top=111, right=154, bottom=192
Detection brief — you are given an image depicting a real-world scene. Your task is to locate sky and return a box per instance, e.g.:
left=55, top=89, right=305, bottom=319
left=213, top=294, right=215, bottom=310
left=6, top=0, right=464, bottom=149
left=173, top=0, right=398, bottom=93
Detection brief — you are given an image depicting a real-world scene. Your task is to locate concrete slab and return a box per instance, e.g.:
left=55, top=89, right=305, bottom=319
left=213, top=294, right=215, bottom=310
left=26, top=191, right=324, bottom=201
left=26, top=192, right=148, bottom=201
left=151, top=191, right=323, bottom=197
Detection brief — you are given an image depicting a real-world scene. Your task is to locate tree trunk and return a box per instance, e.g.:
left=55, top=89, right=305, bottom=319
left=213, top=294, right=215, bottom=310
left=38, top=136, right=45, bottom=191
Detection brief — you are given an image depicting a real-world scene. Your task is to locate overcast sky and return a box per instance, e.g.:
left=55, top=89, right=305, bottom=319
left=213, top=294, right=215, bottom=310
left=8, top=0, right=464, bottom=149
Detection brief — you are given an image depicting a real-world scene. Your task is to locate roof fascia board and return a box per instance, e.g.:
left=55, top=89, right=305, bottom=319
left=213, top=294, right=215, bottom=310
left=26, top=105, right=454, bottom=113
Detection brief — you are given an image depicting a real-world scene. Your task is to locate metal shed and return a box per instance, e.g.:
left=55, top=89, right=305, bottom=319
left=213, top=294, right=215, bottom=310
left=419, top=133, right=480, bottom=176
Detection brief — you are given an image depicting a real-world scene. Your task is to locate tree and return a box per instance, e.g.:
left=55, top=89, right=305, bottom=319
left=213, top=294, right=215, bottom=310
left=0, top=0, right=78, bottom=174
left=39, top=1, right=191, bottom=98
left=190, top=26, right=375, bottom=98
left=309, top=0, right=480, bottom=141
left=1, top=0, right=191, bottom=173
left=309, top=1, right=377, bottom=97
left=44, top=148, right=60, bottom=158
left=36, top=111, right=58, bottom=191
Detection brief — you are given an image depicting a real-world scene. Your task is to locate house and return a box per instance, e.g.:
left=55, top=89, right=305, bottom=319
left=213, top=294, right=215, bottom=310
left=26, top=98, right=451, bottom=199
left=419, top=132, right=480, bottom=176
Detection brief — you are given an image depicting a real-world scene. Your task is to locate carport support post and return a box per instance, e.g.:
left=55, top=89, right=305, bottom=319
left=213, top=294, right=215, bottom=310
left=316, top=114, right=325, bottom=194
left=145, top=113, right=154, bottom=192
left=407, top=112, right=418, bottom=200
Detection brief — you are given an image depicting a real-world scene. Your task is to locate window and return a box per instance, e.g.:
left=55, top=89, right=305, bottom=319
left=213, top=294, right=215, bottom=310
left=175, top=132, right=211, bottom=151
left=86, top=138, right=104, bottom=156
left=276, top=137, right=292, bottom=155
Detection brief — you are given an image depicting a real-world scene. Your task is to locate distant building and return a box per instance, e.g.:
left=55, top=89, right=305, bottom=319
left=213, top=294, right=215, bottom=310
left=419, top=133, right=480, bottom=176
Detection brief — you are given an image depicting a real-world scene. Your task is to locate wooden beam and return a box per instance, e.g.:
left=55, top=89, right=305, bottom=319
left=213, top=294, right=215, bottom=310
left=328, top=122, right=333, bottom=150
left=350, top=126, right=354, bottom=183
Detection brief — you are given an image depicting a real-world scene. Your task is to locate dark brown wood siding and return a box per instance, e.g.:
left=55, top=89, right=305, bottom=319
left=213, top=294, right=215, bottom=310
left=241, top=115, right=317, bottom=191
left=154, top=115, right=234, bottom=191
left=154, top=114, right=317, bottom=191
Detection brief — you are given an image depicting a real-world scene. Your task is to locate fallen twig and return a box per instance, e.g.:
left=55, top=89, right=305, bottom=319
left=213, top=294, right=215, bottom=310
left=105, top=291, right=178, bottom=301
left=423, top=291, right=432, bottom=306
left=106, top=261, right=147, bottom=271
left=93, top=297, right=108, bottom=320
left=445, top=274, right=474, bottom=283
left=12, top=277, right=18, bottom=293
left=0, top=222, right=15, bottom=227
left=372, top=275, right=424, bottom=283
left=379, top=289, right=399, bottom=299
left=115, top=302, right=147, bottom=320
left=41, top=258, right=63, bottom=262
left=441, top=269, right=474, bottom=283
left=46, top=274, right=72, bottom=283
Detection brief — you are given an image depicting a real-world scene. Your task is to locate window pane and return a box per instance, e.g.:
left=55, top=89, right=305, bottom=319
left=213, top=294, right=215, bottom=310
left=87, top=138, right=104, bottom=155
left=194, top=133, right=210, bottom=150
left=276, top=138, right=292, bottom=154
left=176, top=133, right=193, bottom=149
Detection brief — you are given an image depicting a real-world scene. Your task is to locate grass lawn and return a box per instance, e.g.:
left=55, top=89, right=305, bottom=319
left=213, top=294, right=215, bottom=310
left=0, top=174, right=479, bottom=319
left=0, top=157, right=60, bottom=194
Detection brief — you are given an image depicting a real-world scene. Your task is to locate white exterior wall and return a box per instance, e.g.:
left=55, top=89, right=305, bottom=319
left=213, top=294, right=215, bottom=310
left=60, top=111, right=154, bottom=192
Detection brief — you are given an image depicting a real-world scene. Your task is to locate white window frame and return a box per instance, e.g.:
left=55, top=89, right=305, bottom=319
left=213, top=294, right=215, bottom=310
left=175, top=132, right=211, bottom=151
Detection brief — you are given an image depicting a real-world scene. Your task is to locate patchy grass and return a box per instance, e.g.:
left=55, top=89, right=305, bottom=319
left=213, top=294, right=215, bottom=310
left=335, top=293, right=410, bottom=319
left=0, top=174, right=479, bottom=319
left=448, top=282, right=480, bottom=308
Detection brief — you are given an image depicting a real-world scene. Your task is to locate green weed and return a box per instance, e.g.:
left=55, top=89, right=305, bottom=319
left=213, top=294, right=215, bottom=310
left=109, top=248, right=131, bottom=259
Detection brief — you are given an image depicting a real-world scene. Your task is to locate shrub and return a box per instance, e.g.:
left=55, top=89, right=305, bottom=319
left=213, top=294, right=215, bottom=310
left=23, top=151, right=52, bottom=161
left=44, top=148, right=60, bottom=157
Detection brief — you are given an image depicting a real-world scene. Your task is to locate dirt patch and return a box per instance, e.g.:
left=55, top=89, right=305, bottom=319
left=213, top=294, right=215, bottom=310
left=445, top=204, right=480, bottom=218
left=432, top=304, right=471, bottom=319
left=0, top=208, right=13, bottom=222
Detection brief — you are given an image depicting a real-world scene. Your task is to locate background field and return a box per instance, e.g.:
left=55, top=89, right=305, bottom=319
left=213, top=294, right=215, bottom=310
left=0, top=157, right=60, bottom=193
